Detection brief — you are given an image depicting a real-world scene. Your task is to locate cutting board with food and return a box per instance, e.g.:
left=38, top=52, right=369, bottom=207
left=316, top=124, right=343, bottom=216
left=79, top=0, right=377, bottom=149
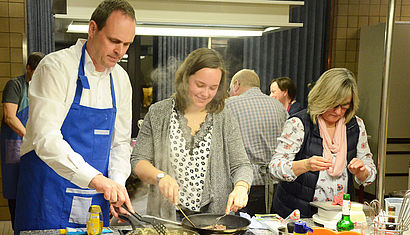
left=310, top=201, right=342, bottom=211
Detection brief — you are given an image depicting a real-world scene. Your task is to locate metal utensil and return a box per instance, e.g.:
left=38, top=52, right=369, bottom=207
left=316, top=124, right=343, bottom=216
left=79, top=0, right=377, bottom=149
left=369, top=199, right=382, bottom=219
left=213, top=214, right=227, bottom=227
left=365, top=199, right=383, bottom=230
left=397, top=190, right=410, bottom=231
left=177, top=205, right=196, bottom=228
left=121, top=205, right=168, bottom=235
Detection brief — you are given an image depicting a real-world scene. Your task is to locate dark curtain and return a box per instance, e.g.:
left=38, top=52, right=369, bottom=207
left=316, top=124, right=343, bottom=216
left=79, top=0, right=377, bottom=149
left=154, top=37, right=208, bottom=101
left=122, top=37, right=143, bottom=138
left=27, top=0, right=55, bottom=54
left=243, top=0, right=331, bottom=107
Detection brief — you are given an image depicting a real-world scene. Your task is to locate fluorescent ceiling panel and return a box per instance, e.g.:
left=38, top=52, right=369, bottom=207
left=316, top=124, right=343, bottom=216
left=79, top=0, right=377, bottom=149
left=60, top=0, right=303, bottom=37
left=67, top=23, right=275, bottom=37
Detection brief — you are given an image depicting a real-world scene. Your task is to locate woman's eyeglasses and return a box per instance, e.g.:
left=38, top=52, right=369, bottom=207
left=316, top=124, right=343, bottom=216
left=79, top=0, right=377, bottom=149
left=333, top=102, right=351, bottom=111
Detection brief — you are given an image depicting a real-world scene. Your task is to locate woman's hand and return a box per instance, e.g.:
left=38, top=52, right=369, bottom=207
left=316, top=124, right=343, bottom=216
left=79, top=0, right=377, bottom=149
left=307, top=156, right=333, bottom=171
left=348, top=158, right=369, bottom=181
left=158, top=175, right=179, bottom=206
left=225, top=182, right=249, bottom=214
left=293, top=156, right=332, bottom=176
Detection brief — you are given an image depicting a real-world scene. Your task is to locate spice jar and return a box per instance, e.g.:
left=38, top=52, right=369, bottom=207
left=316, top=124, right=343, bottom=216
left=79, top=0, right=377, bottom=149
left=386, top=206, right=396, bottom=230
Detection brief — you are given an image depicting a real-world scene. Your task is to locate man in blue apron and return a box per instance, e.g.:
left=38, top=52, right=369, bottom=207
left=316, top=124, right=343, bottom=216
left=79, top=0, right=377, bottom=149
left=1, top=52, right=44, bottom=229
left=14, top=1, right=136, bottom=234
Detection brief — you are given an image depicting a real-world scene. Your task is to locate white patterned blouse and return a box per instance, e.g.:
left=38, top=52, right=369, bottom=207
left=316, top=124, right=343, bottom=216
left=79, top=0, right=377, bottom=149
left=269, top=116, right=377, bottom=202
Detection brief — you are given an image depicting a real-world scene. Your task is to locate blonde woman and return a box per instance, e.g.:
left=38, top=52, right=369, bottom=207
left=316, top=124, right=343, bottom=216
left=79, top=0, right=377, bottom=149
left=269, top=68, right=376, bottom=218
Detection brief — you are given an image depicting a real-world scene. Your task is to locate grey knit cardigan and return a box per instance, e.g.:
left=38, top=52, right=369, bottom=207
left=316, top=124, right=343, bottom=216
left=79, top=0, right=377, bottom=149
left=130, top=98, right=253, bottom=220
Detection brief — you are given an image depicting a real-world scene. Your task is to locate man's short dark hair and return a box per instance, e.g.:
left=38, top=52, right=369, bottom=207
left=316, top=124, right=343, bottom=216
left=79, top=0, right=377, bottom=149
left=91, top=0, right=136, bottom=30
left=27, top=52, right=45, bottom=70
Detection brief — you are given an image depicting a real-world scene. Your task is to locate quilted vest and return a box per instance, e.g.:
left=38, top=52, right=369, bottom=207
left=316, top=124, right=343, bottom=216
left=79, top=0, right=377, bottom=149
left=272, top=110, right=359, bottom=218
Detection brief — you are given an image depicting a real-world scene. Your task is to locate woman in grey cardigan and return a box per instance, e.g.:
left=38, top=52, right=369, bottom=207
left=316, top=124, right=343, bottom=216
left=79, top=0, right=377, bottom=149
left=131, top=48, right=253, bottom=220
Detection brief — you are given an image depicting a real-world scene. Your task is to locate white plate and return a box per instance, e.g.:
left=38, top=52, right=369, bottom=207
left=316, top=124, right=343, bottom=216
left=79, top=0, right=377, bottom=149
left=312, top=213, right=338, bottom=230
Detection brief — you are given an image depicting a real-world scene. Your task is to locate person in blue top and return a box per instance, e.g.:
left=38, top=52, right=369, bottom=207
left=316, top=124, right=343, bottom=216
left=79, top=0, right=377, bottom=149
left=14, top=0, right=136, bottom=234
left=1, top=52, right=44, bottom=229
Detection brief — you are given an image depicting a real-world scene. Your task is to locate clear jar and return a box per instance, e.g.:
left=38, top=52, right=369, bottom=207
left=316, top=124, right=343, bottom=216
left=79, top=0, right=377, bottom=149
left=350, top=203, right=367, bottom=234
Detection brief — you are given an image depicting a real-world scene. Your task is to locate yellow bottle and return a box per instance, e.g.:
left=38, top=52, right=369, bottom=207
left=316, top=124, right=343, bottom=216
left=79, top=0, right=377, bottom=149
left=86, top=205, right=103, bottom=235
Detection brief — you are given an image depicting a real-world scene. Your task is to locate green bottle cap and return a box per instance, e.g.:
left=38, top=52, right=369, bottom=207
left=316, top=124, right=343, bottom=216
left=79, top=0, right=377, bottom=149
left=343, top=193, right=350, bottom=200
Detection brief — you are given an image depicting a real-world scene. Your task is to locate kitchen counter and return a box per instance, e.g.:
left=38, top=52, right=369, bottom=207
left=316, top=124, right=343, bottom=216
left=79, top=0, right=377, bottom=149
left=20, top=219, right=317, bottom=235
left=20, top=226, right=131, bottom=235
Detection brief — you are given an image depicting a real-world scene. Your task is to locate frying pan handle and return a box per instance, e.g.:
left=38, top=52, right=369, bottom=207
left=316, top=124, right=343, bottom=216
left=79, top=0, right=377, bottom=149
left=142, top=215, right=182, bottom=226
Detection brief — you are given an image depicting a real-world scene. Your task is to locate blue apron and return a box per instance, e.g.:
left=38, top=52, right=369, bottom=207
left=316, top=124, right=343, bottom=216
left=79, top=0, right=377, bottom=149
left=14, top=42, right=117, bottom=234
left=0, top=79, right=29, bottom=199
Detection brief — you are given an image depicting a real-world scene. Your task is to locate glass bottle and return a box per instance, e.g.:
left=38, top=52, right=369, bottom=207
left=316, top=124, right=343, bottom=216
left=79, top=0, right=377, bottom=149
left=386, top=206, right=396, bottom=230
left=336, top=193, right=355, bottom=232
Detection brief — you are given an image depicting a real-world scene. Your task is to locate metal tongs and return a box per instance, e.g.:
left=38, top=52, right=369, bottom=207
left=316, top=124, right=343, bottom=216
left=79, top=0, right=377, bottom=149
left=121, top=205, right=168, bottom=235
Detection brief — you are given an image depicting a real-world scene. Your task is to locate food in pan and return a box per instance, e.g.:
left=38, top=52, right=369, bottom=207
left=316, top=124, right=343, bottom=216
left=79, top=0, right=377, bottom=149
left=126, top=228, right=197, bottom=235
left=200, top=224, right=227, bottom=230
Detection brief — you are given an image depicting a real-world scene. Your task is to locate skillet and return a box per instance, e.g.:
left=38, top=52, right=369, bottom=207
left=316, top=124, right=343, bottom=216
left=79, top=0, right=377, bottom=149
left=181, top=213, right=250, bottom=235
left=118, top=214, right=199, bottom=235
left=119, top=212, right=250, bottom=235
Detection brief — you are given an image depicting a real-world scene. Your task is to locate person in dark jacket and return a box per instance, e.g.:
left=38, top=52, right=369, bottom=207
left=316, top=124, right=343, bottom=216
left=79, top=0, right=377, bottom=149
left=269, top=77, right=303, bottom=115
left=269, top=68, right=377, bottom=218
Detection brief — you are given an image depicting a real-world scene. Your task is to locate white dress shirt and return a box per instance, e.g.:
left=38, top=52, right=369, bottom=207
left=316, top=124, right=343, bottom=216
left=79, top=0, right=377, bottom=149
left=21, top=39, right=132, bottom=188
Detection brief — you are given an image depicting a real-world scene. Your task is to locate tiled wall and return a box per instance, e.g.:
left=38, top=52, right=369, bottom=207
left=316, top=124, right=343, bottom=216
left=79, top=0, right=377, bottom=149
left=0, top=0, right=25, bottom=221
left=331, top=0, right=410, bottom=74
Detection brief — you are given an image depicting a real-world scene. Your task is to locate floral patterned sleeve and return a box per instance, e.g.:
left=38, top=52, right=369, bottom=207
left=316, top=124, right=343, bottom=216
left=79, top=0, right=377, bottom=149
left=354, top=116, right=377, bottom=186
left=269, top=117, right=305, bottom=182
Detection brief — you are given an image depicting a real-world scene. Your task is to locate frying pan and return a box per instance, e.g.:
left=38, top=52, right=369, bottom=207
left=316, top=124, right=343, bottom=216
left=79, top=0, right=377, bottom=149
left=181, top=213, right=251, bottom=235
left=119, top=212, right=250, bottom=235
left=118, top=214, right=199, bottom=235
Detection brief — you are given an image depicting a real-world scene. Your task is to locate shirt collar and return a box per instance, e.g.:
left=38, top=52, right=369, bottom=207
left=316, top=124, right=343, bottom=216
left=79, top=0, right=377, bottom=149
left=76, top=39, right=113, bottom=77
left=241, top=87, right=262, bottom=96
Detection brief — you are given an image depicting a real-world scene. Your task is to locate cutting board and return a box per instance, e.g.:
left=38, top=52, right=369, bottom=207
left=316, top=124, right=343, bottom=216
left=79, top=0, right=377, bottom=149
left=310, top=201, right=342, bottom=211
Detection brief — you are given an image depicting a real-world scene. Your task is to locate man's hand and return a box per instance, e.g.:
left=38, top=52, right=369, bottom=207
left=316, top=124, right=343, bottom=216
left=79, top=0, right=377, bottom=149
left=158, top=175, right=179, bottom=205
left=89, top=174, right=134, bottom=219
left=110, top=204, right=134, bottom=221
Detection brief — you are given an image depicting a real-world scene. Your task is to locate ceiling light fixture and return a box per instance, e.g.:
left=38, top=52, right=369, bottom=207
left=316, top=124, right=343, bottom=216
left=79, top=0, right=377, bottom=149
left=67, top=23, right=277, bottom=37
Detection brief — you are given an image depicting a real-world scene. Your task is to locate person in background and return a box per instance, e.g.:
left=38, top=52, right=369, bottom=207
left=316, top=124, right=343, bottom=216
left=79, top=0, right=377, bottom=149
left=131, top=48, right=253, bottom=220
left=14, top=0, right=136, bottom=233
left=0, top=52, right=44, bottom=229
left=226, top=69, right=287, bottom=215
left=269, top=68, right=376, bottom=218
left=270, top=77, right=303, bottom=115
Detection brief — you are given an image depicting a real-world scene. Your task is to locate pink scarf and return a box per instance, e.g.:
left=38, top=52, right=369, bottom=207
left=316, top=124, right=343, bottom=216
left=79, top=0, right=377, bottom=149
left=318, top=116, right=347, bottom=177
